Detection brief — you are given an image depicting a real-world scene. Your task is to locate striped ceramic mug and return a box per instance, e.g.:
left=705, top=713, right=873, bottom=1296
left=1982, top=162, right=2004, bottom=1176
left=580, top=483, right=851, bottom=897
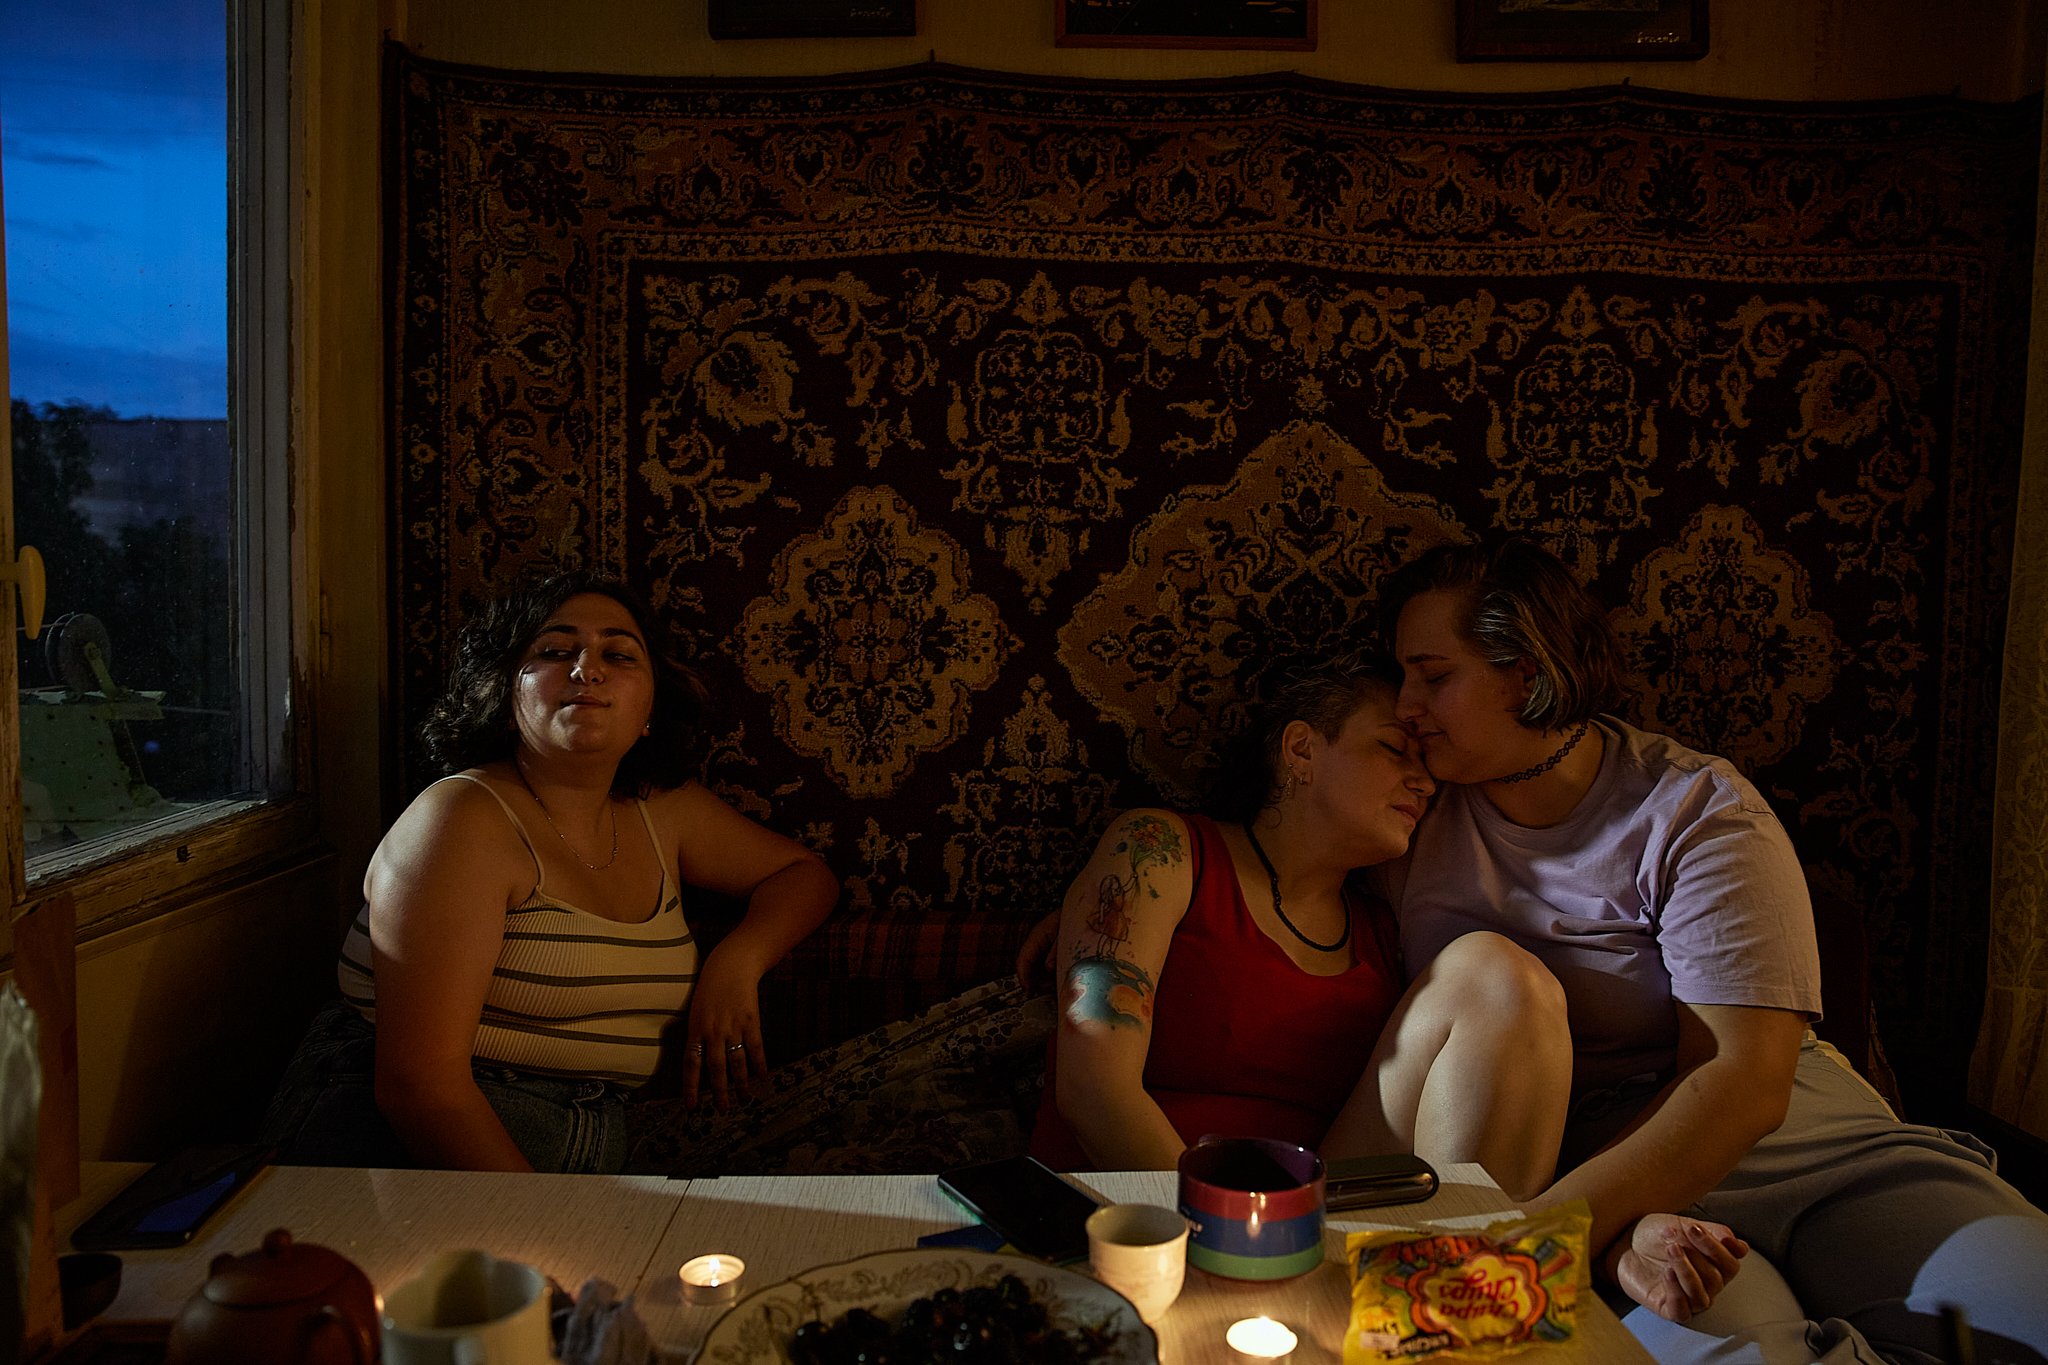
left=1176, top=1136, right=1326, bottom=1281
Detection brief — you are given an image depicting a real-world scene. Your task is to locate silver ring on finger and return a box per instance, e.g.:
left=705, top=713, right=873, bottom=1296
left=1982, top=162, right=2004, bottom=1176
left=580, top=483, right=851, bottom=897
left=726, top=1042, right=746, bottom=1052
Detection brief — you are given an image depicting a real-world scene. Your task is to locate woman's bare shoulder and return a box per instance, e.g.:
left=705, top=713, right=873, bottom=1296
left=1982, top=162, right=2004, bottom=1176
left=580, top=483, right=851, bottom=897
left=635, top=776, right=729, bottom=838
left=1061, top=810, right=1198, bottom=969
left=369, top=772, right=528, bottom=897
left=637, top=775, right=709, bottom=812
left=641, top=777, right=816, bottom=840
left=1092, top=808, right=1197, bottom=864
left=1067, top=809, right=1199, bottom=913
left=389, top=770, right=520, bottom=833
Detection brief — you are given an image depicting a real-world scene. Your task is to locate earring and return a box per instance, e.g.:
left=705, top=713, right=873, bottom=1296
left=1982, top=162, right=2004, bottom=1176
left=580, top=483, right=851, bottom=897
left=1279, top=772, right=1300, bottom=802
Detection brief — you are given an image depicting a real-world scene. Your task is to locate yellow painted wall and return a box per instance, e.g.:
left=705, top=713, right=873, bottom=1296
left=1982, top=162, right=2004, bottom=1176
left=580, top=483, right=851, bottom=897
left=302, top=0, right=397, bottom=907
left=69, top=857, right=339, bottom=1158
left=6, top=855, right=336, bottom=1160
left=401, top=0, right=2043, bottom=100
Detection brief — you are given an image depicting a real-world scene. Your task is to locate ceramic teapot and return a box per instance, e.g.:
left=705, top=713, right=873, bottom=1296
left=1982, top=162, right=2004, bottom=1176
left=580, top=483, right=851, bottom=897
left=165, top=1227, right=380, bottom=1365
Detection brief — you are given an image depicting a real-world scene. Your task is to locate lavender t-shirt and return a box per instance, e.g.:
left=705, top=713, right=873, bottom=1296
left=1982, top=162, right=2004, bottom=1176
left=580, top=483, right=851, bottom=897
left=1385, top=718, right=1821, bottom=1099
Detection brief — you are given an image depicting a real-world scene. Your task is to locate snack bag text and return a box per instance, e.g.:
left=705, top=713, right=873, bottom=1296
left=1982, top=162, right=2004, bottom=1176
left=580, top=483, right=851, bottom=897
left=1342, top=1202, right=1591, bottom=1361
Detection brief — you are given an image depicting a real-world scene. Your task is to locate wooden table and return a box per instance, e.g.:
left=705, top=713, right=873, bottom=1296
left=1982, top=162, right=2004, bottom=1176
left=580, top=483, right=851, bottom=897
left=60, top=1162, right=1652, bottom=1362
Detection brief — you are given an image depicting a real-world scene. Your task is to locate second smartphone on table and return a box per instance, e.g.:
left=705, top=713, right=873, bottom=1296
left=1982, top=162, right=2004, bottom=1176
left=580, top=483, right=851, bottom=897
left=936, top=1155, right=1100, bottom=1263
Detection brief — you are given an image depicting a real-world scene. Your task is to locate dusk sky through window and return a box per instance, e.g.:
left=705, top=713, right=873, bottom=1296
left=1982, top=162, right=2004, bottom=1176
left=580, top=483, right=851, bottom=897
left=1, top=0, right=227, bottom=419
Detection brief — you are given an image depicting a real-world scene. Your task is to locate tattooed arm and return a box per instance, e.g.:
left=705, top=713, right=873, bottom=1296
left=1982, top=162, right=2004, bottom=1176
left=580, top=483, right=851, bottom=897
left=1052, top=809, right=1197, bottom=1171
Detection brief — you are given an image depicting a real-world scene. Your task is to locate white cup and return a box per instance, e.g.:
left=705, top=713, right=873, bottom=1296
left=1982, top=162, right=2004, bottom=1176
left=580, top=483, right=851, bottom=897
left=1086, top=1202, right=1189, bottom=1325
left=380, top=1249, right=553, bottom=1365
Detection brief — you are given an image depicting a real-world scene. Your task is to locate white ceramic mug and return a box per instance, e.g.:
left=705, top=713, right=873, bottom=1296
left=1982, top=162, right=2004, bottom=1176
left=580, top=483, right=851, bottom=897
left=379, top=1249, right=552, bottom=1365
left=1085, top=1202, right=1188, bottom=1325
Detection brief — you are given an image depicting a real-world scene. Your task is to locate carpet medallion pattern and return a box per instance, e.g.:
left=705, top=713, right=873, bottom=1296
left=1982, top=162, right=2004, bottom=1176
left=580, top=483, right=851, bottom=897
left=389, top=51, right=2037, bottom=1081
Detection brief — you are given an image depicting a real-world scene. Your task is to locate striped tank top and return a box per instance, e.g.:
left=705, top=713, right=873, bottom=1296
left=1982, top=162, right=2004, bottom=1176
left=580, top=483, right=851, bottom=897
left=336, top=773, right=698, bottom=1087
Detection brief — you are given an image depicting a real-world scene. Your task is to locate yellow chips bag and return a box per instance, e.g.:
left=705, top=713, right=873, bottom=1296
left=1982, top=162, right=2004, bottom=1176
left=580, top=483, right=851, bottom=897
left=1343, top=1202, right=1591, bottom=1362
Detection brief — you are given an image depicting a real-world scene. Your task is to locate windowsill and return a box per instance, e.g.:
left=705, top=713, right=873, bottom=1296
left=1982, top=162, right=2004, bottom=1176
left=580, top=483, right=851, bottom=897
left=28, top=796, right=278, bottom=880
left=19, top=793, right=324, bottom=946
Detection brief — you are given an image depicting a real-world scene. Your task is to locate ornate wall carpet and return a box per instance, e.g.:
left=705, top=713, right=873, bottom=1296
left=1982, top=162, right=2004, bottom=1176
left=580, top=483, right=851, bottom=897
left=387, top=48, right=2039, bottom=1097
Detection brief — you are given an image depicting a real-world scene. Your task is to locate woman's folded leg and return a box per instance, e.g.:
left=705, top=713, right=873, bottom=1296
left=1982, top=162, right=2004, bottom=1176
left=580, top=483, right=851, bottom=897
left=1322, top=930, right=1573, bottom=1200
left=1679, top=1040, right=2048, bottom=1363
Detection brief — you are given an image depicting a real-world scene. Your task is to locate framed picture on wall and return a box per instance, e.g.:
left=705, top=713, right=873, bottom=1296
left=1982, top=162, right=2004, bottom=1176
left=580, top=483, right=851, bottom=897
left=708, top=0, right=918, bottom=40
left=1055, top=0, right=1317, bottom=51
left=1456, top=0, right=1708, bottom=61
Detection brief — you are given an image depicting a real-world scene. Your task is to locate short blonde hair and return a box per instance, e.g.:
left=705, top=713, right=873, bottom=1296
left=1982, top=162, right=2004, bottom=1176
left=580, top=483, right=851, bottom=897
left=1380, top=539, right=1626, bottom=731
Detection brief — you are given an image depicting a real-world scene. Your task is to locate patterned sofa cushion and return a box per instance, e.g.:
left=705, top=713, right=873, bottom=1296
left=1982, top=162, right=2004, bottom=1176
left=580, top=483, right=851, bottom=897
left=625, top=978, right=1052, bottom=1176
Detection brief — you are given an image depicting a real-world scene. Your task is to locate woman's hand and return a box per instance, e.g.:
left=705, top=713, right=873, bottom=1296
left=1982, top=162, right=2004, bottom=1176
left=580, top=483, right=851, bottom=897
left=1539, top=1003, right=1805, bottom=1259
left=656, top=782, right=840, bottom=1109
left=682, top=944, right=769, bottom=1109
left=1610, top=1214, right=1747, bottom=1323
left=1015, top=910, right=1060, bottom=992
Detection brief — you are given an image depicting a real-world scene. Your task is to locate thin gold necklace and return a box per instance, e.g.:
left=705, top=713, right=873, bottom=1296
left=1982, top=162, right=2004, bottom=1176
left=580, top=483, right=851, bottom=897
left=512, top=755, right=619, bottom=871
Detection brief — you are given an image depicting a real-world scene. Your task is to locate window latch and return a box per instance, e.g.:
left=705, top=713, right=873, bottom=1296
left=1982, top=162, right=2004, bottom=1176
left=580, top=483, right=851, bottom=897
left=1, top=544, right=47, bottom=639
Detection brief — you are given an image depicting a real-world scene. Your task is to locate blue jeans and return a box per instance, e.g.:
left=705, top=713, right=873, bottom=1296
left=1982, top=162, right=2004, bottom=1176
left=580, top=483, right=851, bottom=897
left=260, top=1000, right=629, bottom=1174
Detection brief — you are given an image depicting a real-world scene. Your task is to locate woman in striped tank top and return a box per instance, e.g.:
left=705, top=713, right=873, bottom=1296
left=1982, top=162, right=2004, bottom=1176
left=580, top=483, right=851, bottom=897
left=264, top=574, right=839, bottom=1172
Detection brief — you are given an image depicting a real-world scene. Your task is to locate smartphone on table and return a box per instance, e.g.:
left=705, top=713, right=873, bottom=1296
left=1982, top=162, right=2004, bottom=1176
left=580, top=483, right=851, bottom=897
left=936, top=1155, right=1101, bottom=1263
left=69, top=1143, right=274, bottom=1251
left=1324, top=1152, right=1439, bottom=1211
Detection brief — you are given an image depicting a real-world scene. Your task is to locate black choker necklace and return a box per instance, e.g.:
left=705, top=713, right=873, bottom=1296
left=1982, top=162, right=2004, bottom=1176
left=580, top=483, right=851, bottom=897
left=1242, top=823, right=1350, bottom=954
left=1494, top=720, right=1591, bottom=785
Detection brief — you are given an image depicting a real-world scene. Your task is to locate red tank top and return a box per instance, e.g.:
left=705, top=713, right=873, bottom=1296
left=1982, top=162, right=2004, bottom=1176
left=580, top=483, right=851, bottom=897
left=1030, top=812, right=1404, bottom=1169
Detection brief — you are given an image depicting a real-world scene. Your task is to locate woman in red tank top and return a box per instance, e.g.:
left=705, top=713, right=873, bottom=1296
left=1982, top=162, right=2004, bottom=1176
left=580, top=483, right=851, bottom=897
left=1028, top=652, right=1574, bottom=1200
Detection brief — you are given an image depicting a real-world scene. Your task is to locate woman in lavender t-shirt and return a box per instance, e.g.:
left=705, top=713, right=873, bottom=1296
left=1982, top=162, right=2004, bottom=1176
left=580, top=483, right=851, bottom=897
left=1381, top=538, right=2048, bottom=1364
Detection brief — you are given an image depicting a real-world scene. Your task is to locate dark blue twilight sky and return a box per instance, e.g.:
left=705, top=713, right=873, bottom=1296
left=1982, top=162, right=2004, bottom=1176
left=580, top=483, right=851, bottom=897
left=1, top=0, right=227, bottom=419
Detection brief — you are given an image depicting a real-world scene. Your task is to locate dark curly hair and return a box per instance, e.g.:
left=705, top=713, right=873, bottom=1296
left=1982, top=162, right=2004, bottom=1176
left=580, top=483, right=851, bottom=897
left=418, top=572, right=709, bottom=797
left=1378, top=537, right=1627, bottom=732
left=1204, top=648, right=1404, bottom=826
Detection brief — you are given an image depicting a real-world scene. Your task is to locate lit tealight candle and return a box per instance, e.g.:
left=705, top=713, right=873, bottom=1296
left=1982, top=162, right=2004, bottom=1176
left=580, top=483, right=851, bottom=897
left=1226, top=1316, right=1298, bottom=1362
left=679, top=1253, right=746, bottom=1305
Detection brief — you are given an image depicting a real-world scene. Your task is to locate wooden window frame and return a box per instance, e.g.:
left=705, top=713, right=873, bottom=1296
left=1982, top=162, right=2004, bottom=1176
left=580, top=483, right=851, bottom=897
left=3, top=0, right=310, bottom=958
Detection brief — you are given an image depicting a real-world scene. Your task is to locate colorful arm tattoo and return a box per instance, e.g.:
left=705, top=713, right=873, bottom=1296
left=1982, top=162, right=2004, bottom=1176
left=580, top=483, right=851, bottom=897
left=1063, top=814, right=1184, bottom=1032
left=1065, top=954, right=1156, bottom=1030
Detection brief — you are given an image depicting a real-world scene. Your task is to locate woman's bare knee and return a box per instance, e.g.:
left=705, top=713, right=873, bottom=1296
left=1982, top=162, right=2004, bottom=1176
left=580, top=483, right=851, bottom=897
left=1420, top=932, right=1568, bottom=1031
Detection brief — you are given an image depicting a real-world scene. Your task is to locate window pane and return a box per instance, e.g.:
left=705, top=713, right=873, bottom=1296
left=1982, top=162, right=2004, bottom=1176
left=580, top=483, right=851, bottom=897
left=3, top=0, right=240, bottom=863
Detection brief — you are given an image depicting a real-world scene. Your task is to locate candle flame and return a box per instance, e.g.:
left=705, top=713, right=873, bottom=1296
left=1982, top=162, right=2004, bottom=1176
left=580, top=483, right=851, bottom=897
left=1226, top=1316, right=1298, bottom=1358
left=682, top=1253, right=746, bottom=1290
